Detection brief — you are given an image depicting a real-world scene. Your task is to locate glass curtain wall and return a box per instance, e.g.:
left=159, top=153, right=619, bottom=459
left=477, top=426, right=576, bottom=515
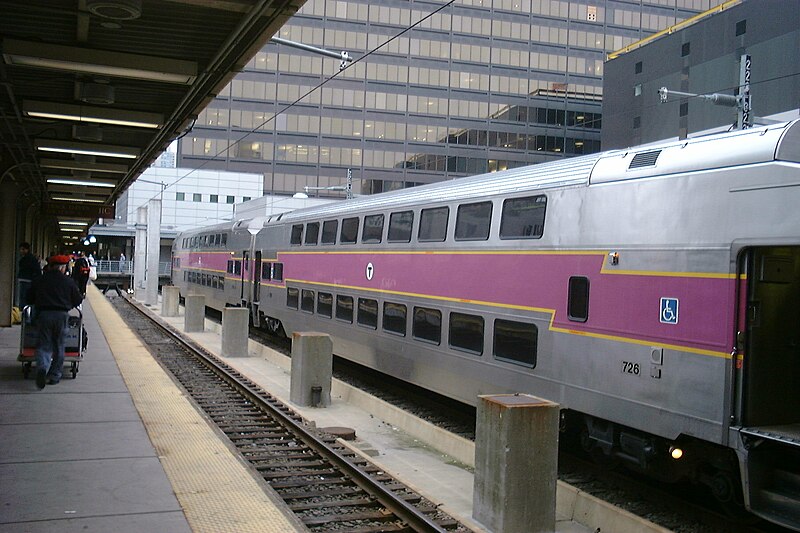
left=179, top=0, right=721, bottom=197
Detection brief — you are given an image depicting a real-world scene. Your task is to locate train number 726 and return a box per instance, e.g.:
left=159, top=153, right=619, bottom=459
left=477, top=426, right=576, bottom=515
left=621, top=361, right=640, bottom=375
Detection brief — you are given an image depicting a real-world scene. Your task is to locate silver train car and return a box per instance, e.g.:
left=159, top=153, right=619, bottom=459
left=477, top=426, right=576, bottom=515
left=173, top=120, right=800, bottom=529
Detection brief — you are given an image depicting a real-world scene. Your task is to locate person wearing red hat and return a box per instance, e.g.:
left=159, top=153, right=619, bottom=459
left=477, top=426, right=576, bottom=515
left=27, top=255, right=82, bottom=389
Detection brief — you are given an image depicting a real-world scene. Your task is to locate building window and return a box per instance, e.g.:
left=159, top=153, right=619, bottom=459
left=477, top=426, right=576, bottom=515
left=413, top=306, right=441, bottom=345
left=500, top=195, right=546, bottom=239
left=243, top=196, right=251, bottom=202
left=227, top=195, right=235, bottom=204
left=736, top=20, right=746, bottom=36
left=340, top=217, right=359, bottom=244
left=317, top=292, right=333, bottom=318
left=176, top=192, right=185, bottom=201
left=635, top=61, right=642, bottom=74
left=383, top=302, right=407, bottom=336
left=336, top=295, right=354, bottom=322
left=568, top=277, right=590, bottom=322
left=193, top=193, right=202, bottom=202
left=455, top=201, right=492, bottom=241
left=286, top=288, right=299, bottom=309
left=633, top=116, right=641, bottom=129
left=681, top=42, right=690, bottom=57
left=321, top=220, right=338, bottom=244
left=305, top=222, right=320, bottom=245
left=362, top=214, right=384, bottom=243
left=634, top=84, right=642, bottom=97
left=357, top=298, right=378, bottom=329
left=210, top=194, right=218, bottom=203
left=418, top=207, right=448, bottom=242
left=680, top=102, right=689, bottom=117
left=449, top=312, right=484, bottom=355
left=494, top=319, right=537, bottom=368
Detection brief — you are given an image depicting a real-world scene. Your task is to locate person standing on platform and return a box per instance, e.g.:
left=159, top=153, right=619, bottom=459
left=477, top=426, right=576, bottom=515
left=28, top=255, right=82, bottom=389
left=72, top=252, right=90, bottom=297
left=16, top=242, right=41, bottom=309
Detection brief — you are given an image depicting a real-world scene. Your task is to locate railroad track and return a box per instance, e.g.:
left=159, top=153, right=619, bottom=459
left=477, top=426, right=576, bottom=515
left=112, top=296, right=469, bottom=533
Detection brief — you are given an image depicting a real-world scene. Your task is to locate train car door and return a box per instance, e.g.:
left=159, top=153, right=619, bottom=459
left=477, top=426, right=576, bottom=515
left=738, top=246, right=800, bottom=429
left=254, top=251, right=262, bottom=303
left=240, top=250, right=249, bottom=303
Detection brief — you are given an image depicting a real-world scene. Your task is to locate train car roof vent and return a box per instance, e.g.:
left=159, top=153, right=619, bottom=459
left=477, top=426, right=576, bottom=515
left=629, top=149, right=662, bottom=169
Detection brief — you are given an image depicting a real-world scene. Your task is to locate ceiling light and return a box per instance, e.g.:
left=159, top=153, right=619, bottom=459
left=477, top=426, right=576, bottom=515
left=39, top=158, right=128, bottom=174
left=59, top=221, right=89, bottom=226
left=51, top=196, right=106, bottom=203
left=47, top=178, right=116, bottom=188
left=24, top=100, right=163, bottom=129
left=61, top=227, right=85, bottom=232
left=36, top=139, right=139, bottom=159
left=2, top=38, right=197, bottom=84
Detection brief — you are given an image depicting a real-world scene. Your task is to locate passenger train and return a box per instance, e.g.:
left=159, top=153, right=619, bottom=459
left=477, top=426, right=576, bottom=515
left=173, top=120, right=800, bottom=530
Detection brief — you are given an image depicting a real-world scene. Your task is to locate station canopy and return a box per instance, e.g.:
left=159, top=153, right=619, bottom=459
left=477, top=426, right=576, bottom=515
left=0, top=0, right=305, bottom=224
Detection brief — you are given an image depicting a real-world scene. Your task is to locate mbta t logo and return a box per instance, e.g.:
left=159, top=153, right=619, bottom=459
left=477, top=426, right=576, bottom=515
left=660, top=298, right=679, bottom=325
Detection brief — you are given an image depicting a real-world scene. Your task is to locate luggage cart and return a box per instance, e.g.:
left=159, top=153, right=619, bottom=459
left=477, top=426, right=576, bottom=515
left=17, top=306, right=85, bottom=379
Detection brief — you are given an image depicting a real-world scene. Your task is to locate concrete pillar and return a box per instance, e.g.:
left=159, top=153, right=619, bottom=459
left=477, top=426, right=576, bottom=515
left=133, top=206, right=147, bottom=299
left=290, top=332, right=332, bottom=407
left=161, top=286, right=180, bottom=317
left=473, top=394, right=559, bottom=533
left=221, top=307, right=249, bottom=357
left=0, top=181, right=18, bottom=327
left=144, top=198, right=161, bottom=306
left=184, top=294, right=205, bottom=332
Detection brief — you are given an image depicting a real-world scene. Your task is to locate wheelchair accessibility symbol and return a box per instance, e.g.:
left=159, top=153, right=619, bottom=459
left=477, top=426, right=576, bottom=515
left=660, top=297, right=679, bottom=325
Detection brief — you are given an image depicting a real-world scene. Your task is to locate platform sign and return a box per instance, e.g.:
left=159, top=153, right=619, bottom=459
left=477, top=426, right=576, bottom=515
left=41, top=202, right=115, bottom=219
left=660, top=297, right=679, bottom=325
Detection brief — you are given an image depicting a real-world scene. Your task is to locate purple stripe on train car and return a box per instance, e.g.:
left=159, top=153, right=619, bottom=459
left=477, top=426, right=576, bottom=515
left=283, top=252, right=735, bottom=354
left=177, top=251, right=234, bottom=273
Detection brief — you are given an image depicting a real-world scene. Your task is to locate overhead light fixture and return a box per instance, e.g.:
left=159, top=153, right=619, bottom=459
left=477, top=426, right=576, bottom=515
left=40, top=158, right=128, bottom=174
left=61, top=227, right=85, bottom=232
left=36, top=139, right=139, bottom=159
left=24, top=100, right=163, bottom=129
left=48, top=177, right=116, bottom=188
left=2, top=39, right=197, bottom=84
left=59, top=221, right=89, bottom=226
left=51, top=196, right=107, bottom=204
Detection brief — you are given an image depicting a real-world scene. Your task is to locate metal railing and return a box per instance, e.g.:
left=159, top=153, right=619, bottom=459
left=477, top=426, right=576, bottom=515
left=94, top=260, right=171, bottom=276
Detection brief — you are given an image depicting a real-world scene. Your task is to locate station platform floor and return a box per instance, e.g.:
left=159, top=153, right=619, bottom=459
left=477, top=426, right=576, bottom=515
left=1, top=285, right=669, bottom=533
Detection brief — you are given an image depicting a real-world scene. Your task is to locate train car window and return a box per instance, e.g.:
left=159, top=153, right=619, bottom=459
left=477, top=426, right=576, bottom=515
left=455, top=201, right=492, bottom=241
left=227, top=260, right=234, bottom=274
left=500, top=195, right=546, bottom=239
left=317, top=292, right=333, bottom=318
left=219, top=278, right=225, bottom=291
left=383, top=302, right=407, bottom=336
left=262, top=262, right=271, bottom=280
left=234, top=261, right=241, bottom=275
left=340, top=217, right=359, bottom=244
left=301, top=290, right=315, bottom=313
left=357, top=298, right=379, bottom=329
left=418, top=207, right=449, bottom=242
left=493, top=319, right=537, bottom=368
left=211, top=276, right=217, bottom=290
left=286, top=288, right=299, bottom=309
left=183, top=271, right=187, bottom=281
left=362, top=215, right=384, bottom=244
left=413, top=306, right=442, bottom=344
left=221, top=234, right=227, bottom=246
left=568, top=276, right=590, bottom=322
left=449, top=312, right=484, bottom=355
left=305, top=222, right=320, bottom=245
left=336, top=295, right=354, bottom=323
left=291, top=224, right=303, bottom=245
left=321, top=220, right=338, bottom=244
left=273, top=263, right=284, bottom=281
left=388, top=211, right=413, bottom=243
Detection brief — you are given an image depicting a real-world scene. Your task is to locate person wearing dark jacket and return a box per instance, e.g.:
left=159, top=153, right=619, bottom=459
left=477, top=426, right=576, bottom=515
left=28, top=255, right=83, bottom=389
left=71, top=252, right=90, bottom=296
left=17, top=242, right=41, bottom=309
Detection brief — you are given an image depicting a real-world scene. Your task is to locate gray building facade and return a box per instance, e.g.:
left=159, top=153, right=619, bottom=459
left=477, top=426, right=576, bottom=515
left=602, top=0, right=800, bottom=149
left=179, top=0, right=722, bottom=196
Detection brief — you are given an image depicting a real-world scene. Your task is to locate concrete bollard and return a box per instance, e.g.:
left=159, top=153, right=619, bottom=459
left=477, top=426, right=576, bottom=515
left=222, top=307, right=249, bottom=357
left=289, top=332, right=332, bottom=407
left=184, top=294, right=205, bottom=333
left=473, top=394, right=559, bottom=533
left=161, top=286, right=180, bottom=317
